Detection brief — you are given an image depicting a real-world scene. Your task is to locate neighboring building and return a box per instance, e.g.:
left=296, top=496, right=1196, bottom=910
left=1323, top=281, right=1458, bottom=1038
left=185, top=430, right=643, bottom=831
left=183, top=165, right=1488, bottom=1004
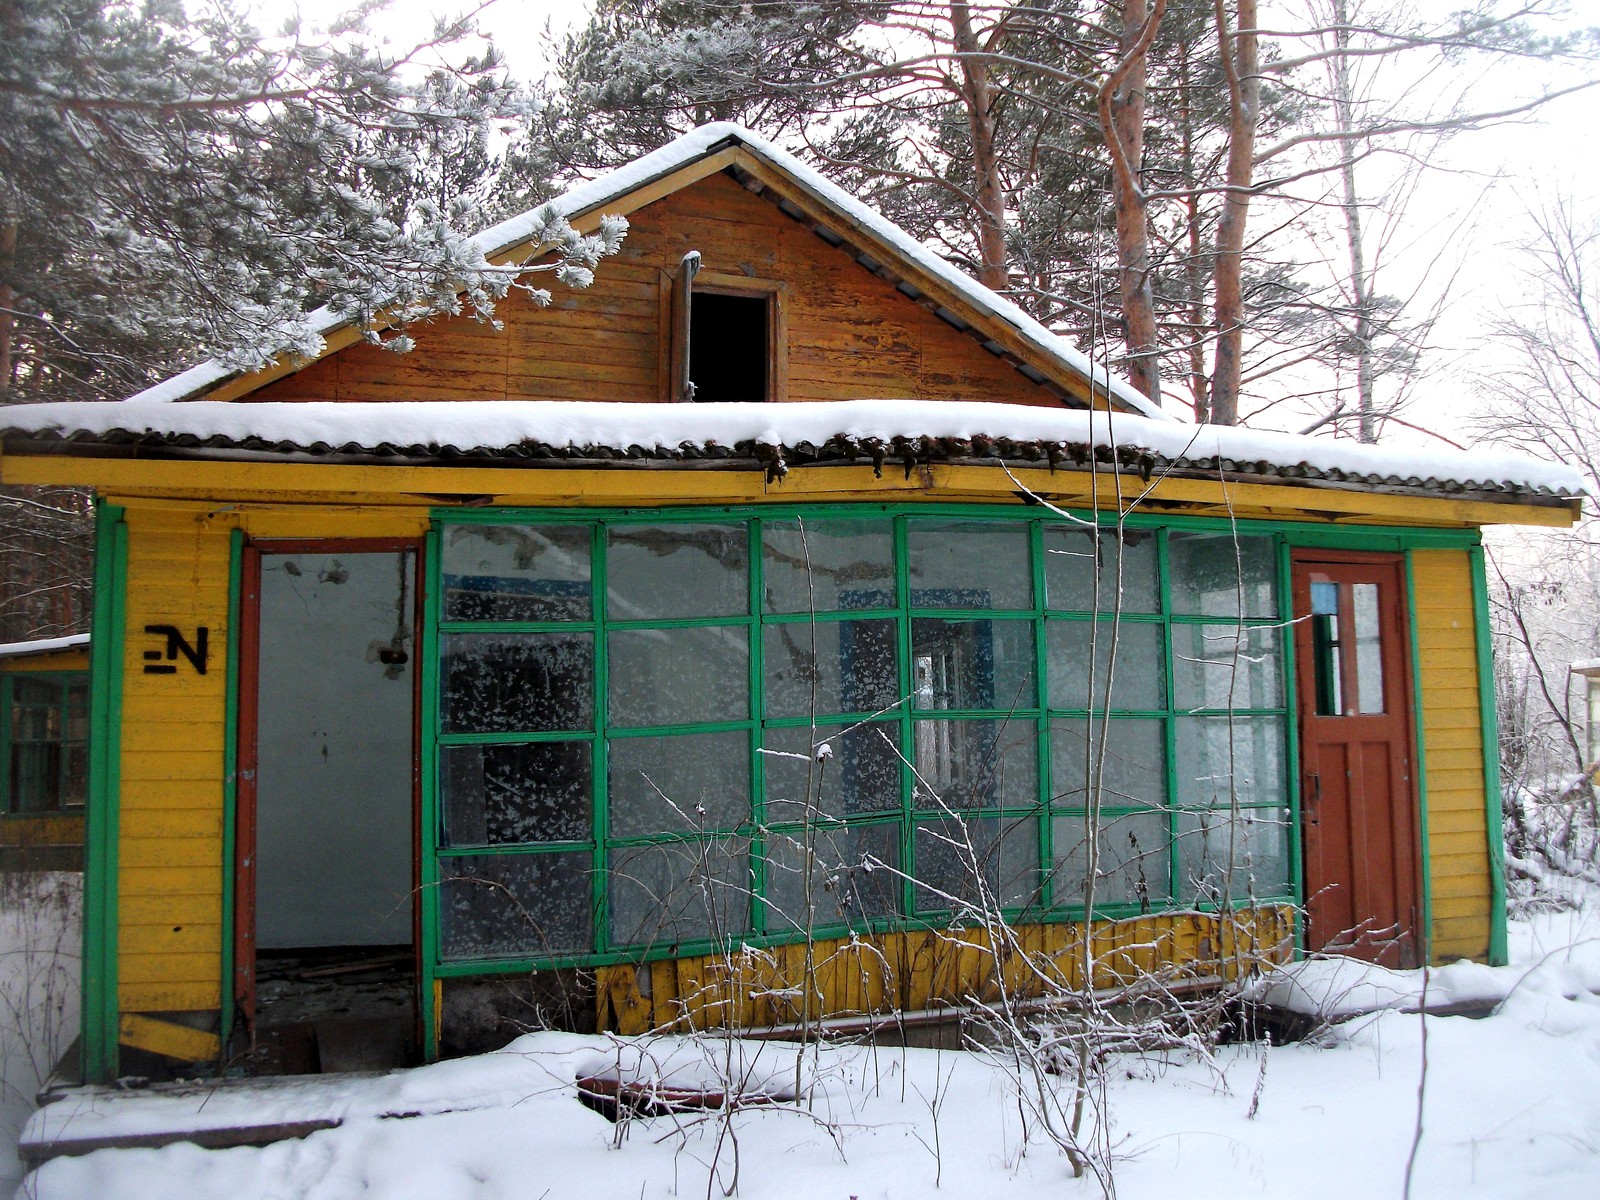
left=0, top=126, right=1583, bottom=1083
left=0, top=634, right=89, bottom=870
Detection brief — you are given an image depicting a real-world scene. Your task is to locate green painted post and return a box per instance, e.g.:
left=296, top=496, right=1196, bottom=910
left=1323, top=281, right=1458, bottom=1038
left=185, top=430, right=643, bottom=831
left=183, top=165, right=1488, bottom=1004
left=82, top=502, right=126, bottom=1083
left=419, top=528, right=443, bottom=1057
left=1468, top=543, right=1509, bottom=966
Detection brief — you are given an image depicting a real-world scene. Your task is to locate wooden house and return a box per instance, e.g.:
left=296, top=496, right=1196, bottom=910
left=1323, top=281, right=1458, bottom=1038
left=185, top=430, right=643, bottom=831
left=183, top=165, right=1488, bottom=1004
left=0, top=125, right=1582, bottom=1083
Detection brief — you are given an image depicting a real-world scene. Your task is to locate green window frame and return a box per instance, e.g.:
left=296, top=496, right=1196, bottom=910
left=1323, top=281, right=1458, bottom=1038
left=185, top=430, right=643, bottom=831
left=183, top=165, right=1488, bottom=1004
left=1, top=670, right=90, bottom=815
left=427, top=505, right=1296, bottom=974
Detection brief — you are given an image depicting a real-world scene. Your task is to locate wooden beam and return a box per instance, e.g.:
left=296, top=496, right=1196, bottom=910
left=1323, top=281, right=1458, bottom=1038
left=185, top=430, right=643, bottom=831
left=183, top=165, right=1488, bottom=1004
left=118, top=1012, right=221, bottom=1063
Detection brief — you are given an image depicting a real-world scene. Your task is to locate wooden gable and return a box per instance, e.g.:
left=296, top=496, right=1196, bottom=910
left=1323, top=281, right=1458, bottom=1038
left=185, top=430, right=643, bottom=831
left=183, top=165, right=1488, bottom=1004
left=250, top=171, right=1057, bottom=408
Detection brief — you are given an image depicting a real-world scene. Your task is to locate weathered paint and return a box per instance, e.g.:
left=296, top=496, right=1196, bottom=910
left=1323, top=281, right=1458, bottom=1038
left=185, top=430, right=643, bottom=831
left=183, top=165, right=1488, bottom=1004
left=1409, top=547, right=1495, bottom=962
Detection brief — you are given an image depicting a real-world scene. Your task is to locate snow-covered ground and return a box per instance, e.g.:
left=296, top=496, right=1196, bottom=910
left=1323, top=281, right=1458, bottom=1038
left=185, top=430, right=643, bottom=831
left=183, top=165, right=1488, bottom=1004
left=0, top=874, right=79, bottom=1198
left=13, top=898, right=1600, bottom=1200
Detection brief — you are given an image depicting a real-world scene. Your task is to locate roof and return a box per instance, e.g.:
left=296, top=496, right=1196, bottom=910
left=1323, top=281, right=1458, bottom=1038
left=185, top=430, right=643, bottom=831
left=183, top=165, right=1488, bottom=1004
left=0, top=399, right=1583, bottom=504
left=0, top=634, right=90, bottom=662
left=118, top=123, right=1170, bottom=421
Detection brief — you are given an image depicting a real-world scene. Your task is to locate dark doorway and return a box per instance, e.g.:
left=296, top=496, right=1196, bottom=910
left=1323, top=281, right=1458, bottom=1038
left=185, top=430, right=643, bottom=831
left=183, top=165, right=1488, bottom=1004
left=236, top=541, right=421, bottom=1072
left=690, top=291, right=769, bottom=401
left=1291, top=551, right=1422, bottom=967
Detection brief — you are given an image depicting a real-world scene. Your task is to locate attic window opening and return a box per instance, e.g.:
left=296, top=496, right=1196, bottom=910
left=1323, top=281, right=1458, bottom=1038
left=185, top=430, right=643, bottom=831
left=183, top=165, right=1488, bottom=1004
left=690, top=290, right=771, bottom=404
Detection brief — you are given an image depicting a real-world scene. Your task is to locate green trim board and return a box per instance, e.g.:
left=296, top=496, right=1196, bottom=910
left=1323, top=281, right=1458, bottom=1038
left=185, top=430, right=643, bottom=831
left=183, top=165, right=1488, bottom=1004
left=1469, top=545, right=1510, bottom=965
left=1404, top=552, right=1435, bottom=963
left=82, top=501, right=126, bottom=1083
left=419, top=527, right=443, bottom=1057
left=219, top=528, right=243, bottom=1058
left=427, top=504, right=1296, bottom=976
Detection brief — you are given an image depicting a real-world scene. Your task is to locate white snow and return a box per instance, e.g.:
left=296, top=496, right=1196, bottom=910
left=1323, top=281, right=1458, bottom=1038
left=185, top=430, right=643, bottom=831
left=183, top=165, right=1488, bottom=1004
left=0, top=398, right=1585, bottom=497
left=115, top=123, right=1169, bottom=421
left=0, top=635, right=89, bottom=662
left=14, top=902, right=1600, bottom=1200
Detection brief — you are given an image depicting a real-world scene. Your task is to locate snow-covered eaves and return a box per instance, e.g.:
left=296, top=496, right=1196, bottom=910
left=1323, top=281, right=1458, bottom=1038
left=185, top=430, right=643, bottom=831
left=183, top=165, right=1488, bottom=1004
left=0, top=399, right=1583, bottom=506
left=0, top=633, right=90, bottom=661
left=117, top=123, right=1167, bottom=421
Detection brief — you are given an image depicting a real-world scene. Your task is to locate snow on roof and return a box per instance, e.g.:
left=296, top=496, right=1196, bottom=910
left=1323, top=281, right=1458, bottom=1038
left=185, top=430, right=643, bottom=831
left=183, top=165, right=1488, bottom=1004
left=0, top=398, right=1584, bottom=501
left=120, top=123, right=1169, bottom=421
left=0, top=633, right=90, bottom=661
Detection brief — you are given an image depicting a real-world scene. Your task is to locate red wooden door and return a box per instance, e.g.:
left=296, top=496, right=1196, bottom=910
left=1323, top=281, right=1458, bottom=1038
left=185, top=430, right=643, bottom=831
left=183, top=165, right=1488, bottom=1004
left=1292, top=552, right=1422, bottom=967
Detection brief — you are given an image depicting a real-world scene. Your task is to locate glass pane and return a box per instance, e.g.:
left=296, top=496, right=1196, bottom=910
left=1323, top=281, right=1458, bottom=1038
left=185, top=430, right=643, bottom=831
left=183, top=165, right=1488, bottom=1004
left=1174, top=716, right=1286, bottom=809
left=442, top=632, right=592, bottom=734
left=762, top=721, right=902, bottom=821
left=907, top=520, right=1032, bottom=610
left=913, top=816, right=1040, bottom=912
left=607, top=730, right=751, bottom=836
left=764, top=823, right=900, bottom=934
left=65, top=681, right=90, bottom=740
left=1353, top=583, right=1386, bottom=714
left=1172, top=624, right=1283, bottom=711
left=911, top=619, right=1035, bottom=710
left=1046, top=620, right=1164, bottom=712
left=1310, top=580, right=1343, bottom=716
left=764, top=618, right=899, bottom=717
left=1169, top=533, right=1278, bottom=618
left=608, top=837, right=751, bottom=950
left=1049, top=718, right=1166, bottom=809
left=608, top=626, right=748, bottom=727
left=1044, top=527, right=1158, bottom=614
left=1051, top=810, right=1171, bottom=908
left=912, top=718, right=1037, bottom=809
left=60, top=744, right=88, bottom=808
left=1176, top=808, right=1292, bottom=902
left=441, top=524, right=591, bottom=622
left=443, top=742, right=591, bottom=846
left=607, top=523, right=748, bottom=620
left=439, top=852, right=592, bottom=959
left=762, top=519, right=895, bottom=613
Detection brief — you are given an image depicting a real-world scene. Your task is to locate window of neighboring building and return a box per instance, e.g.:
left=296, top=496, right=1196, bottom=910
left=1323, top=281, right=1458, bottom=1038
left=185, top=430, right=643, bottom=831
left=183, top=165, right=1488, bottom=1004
left=1, top=672, right=89, bottom=814
left=432, top=511, right=1292, bottom=967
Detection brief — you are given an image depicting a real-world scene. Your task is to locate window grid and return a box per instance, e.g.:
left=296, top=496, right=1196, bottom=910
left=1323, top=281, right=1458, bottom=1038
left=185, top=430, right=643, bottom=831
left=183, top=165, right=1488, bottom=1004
left=1, top=672, right=90, bottom=815
left=430, top=508, right=1294, bottom=970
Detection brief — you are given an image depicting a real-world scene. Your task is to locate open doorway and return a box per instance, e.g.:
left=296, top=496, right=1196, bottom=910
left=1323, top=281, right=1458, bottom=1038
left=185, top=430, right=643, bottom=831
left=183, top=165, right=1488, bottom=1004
left=236, top=541, right=420, bottom=1073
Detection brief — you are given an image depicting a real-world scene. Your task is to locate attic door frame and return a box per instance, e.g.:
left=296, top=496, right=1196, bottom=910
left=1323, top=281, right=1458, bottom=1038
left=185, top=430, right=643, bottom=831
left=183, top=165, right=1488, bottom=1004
left=658, top=268, right=789, bottom=403
left=233, top=536, right=425, bottom=1039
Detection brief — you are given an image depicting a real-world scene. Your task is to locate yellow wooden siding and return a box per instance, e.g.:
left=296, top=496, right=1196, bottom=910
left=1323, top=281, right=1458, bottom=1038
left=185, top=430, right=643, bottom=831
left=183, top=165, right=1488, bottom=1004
left=589, top=910, right=1295, bottom=1037
left=253, top=172, right=1053, bottom=408
left=1411, top=548, right=1493, bottom=961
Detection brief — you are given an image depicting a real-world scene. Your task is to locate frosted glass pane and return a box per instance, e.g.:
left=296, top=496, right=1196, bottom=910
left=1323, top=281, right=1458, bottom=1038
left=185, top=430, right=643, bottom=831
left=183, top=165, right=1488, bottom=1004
left=911, top=619, right=1036, bottom=710
left=441, top=632, right=592, bottom=734
left=1353, top=583, right=1386, bottom=714
left=608, top=837, right=751, bottom=950
left=762, top=519, right=895, bottom=613
left=440, top=852, right=592, bottom=959
left=1051, top=810, right=1171, bottom=908
left=762, top=721, right=902, bottom=821
left=1044, top=527, right=1158, bottom=614
left=608, top=625, right=748, bottom=727
left=764, top=823, right=900, bottom=934
left=606, top=523, right=748, bottom=620
left=913, top=816, right=1040, bottom=912
left=441, top=524, right=590, bottom=622
left=1169, top=533, right=1278, bottom=618
left=1046, top=619, right=1164, bottom=711
left=1050, top=718, right=1166, bottom=809
left=912, top=718, right=1037, bottom=809
left=607, top=730, right=750, bottom=836
left=442, top=741, right=590, bottom=846
left=907, top=520, right=1032, bottom=610
left=1172, top=624, right=1283, bottom=711
left=1174, top=716, right=1286, bottom=809
left=1176, top=808, right=1292, bottom=902
left=764, top=618, right=899, bottom=717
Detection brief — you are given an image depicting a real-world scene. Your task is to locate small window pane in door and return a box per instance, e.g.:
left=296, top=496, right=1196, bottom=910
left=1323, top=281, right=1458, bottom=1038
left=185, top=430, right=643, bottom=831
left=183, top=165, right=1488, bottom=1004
left=1352, top=582, right=1386, bottom=714
left=1309, top=580, right=1343, bottom=716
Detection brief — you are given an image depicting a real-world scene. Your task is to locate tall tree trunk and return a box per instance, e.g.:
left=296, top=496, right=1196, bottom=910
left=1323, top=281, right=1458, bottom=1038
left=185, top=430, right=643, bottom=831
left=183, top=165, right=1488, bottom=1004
left=951, top=3, right=1010, bottom=292
left=1098, top=0, right=1168, bottom=404
left=1330, top=0, right=1377, bottom=442
left=1209, top=0, right=1259, bottom=426
left=1177, top=31, right=1213, bottom=421
left=0, top=221, right=15, bottom=396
